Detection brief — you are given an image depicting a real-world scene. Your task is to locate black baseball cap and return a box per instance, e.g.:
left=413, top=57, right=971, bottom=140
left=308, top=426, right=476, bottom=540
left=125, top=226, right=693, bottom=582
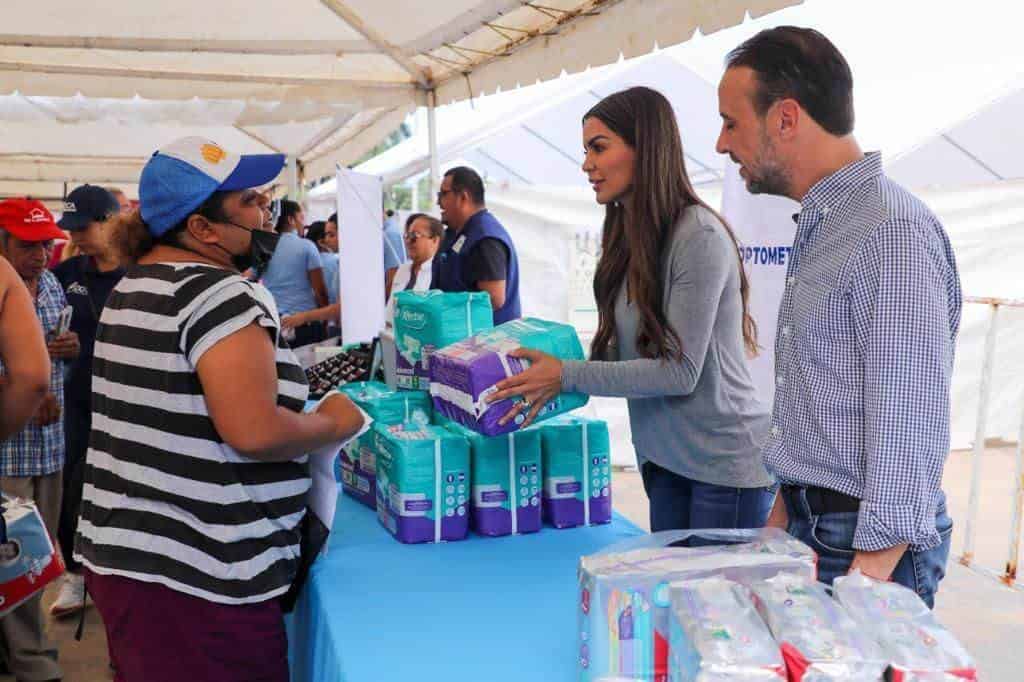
left=58, top=184, right=120, bottom=231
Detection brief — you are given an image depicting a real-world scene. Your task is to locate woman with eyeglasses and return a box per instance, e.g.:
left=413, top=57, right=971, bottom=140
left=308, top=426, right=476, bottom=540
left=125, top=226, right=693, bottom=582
left=487, top=87, right=774, bottom=534
left=384, top=213, right=444, bottom=327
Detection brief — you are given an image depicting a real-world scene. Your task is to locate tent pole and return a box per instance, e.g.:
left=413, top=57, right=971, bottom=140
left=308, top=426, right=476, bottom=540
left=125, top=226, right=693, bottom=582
left=427, top=89, right=439, bottom=205
left=287, top=156, right=299, bottom=199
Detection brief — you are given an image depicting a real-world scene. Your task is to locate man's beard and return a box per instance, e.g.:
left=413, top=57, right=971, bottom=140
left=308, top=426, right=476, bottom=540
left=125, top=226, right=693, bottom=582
left=746, top=134, right=792, bottom=197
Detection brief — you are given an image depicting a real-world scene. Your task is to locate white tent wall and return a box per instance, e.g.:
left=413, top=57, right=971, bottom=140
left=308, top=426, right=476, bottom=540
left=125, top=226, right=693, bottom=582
left=0, top=0, right=797, bottom=203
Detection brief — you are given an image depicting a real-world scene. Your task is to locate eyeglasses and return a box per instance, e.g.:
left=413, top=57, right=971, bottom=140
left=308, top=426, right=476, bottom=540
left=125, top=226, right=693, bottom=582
left=436, top=188, right=454, bottom=201
left=404, top=232, right=428, bottom=243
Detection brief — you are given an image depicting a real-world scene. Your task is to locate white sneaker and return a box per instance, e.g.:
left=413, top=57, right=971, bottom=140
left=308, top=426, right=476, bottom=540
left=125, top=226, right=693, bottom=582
left=50, top=572, right=87, bottom=618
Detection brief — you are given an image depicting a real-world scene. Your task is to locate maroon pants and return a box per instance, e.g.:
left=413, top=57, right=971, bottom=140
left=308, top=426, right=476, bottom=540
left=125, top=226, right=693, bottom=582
left=84, top=569, right=289, bottom=682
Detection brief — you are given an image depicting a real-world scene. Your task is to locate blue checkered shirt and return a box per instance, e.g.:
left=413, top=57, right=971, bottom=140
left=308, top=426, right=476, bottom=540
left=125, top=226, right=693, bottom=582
left=764, top=152, right=962, bottom=552
left=0, top=270, right=66, bottom=476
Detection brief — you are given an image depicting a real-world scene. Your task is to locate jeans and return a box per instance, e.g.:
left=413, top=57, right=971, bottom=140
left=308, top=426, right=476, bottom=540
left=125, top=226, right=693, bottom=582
left=640, top=460, right=776, bottom=533
left=781, top=486, right=953, bottom=608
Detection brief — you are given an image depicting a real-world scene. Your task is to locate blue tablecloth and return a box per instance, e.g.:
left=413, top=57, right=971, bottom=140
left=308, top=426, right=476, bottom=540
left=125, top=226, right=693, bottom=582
left=288, top=492, right=644, bottom=682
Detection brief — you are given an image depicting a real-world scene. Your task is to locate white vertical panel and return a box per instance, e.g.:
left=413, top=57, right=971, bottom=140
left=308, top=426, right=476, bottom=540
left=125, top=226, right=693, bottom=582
left=337, top=167, right=386, bottom=344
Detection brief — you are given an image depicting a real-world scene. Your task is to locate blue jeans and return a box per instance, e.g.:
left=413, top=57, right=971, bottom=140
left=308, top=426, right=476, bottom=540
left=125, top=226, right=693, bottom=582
left=781, top=486, right=953, bottom=608
left=640, top=461, right=776, bottom=533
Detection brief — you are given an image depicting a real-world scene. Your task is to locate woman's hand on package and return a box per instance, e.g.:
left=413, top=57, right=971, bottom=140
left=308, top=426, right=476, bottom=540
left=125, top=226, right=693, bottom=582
left=47, top=331, right=80, bottom=360
left=32, top=393, right=61, bottom=426
left=316, top=392, right=366, bottom=443
left=487, top=348, right=563, bottom=429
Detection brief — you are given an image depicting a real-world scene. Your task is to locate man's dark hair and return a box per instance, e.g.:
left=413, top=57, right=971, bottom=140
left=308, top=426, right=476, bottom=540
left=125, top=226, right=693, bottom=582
left=275, top=199, right=302, bottom=233
left=327, top=212, right=338, bottom=226
left=443, top=166, right=485, bottom=205
left=726, top=26, right=854, bottom=136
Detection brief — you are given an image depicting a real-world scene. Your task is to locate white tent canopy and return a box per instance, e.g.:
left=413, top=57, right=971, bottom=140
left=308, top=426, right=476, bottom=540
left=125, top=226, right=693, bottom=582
left=0, top=0, right=796, bottom=204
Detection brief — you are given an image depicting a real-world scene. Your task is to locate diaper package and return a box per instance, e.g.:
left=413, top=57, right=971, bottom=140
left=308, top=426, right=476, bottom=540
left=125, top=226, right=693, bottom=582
left=393, top=291, right=493, bottom=391
left=538, top=415, right=612, bottom=528
left=749, top=573, right=887, bottom=681
left=337, top=381, right=433, bottom=426
left=439, top=417, right=542, bottom=536
left=577, top=529, right=816, bottom=682
left=832, top=572, right=976, bottom=681
left=429, top=317, right=588, bottom=436
left=0, top=498, right=65, bottom=618
left=336, top=382, right=433, bottom=508
left=338, top=432, right=378, bottom=509
left=668, top=577, right=786, bottom=681
left=374, top=423, right=471, bottom=544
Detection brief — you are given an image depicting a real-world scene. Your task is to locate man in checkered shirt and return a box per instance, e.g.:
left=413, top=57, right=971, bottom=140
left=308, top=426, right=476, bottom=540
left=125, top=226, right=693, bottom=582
left=716, top=27, right=961, bottom=607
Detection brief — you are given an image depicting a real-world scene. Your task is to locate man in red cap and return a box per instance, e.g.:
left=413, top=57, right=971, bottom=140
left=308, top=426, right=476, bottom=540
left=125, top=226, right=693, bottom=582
left=0, top=198, right=76, bottom=681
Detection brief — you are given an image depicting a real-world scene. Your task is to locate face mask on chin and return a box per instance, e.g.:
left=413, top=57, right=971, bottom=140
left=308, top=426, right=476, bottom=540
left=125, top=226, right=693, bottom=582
left=214, top=220, right=281, bottom=276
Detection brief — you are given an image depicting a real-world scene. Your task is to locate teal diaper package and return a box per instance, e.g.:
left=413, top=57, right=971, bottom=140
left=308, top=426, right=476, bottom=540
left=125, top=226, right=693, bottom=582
left=337, top=381, right=432, bottom=426
left=392, top=291, right=493, bottom=391
left=438, top=417, right=543, bottom=536
left=374, top=423, right=471, bottom=543
left=538, top=415, right=612, bottom=528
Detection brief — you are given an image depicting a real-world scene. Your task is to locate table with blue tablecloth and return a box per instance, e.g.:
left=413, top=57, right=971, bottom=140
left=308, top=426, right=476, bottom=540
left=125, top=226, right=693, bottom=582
left=288, top=493, right=643, bottom=682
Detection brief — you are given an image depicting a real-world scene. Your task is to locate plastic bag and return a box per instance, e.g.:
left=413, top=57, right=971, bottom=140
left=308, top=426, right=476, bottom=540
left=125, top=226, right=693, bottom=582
left=578, top=529, right=816, bottom=681
left=832, top=571, right=976, bottom=681
left=748, top=573, right=887, bottom=681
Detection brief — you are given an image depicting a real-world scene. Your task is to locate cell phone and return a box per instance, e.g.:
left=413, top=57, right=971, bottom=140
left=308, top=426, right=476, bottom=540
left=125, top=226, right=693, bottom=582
left=55, top=306, right=73, bottom=337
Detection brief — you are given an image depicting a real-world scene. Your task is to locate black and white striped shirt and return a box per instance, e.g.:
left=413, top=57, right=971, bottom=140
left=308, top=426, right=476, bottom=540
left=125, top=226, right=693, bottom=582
left=75, top=263, right=311, bottom=604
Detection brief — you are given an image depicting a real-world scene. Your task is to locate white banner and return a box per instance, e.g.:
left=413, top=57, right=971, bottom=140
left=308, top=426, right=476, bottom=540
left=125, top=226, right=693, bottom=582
left=720, top=162, right=799, bottom=408
left=336, top=167, right=386, bottom=345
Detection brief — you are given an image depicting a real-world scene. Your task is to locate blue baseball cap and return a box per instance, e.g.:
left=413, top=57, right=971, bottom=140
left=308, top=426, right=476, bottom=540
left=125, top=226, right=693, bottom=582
left=139, top=137, right=285, bottom=237
left=58, top=184, right=120, bottom=231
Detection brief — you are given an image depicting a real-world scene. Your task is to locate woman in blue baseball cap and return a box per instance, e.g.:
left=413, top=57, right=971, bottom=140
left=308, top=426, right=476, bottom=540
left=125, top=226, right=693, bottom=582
left=75, top=138, right=365, bottom=682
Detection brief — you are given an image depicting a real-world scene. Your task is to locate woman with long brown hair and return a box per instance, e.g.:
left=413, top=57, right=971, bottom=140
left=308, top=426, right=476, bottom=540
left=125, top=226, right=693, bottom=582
left=488, top=86, right=774, bottom=532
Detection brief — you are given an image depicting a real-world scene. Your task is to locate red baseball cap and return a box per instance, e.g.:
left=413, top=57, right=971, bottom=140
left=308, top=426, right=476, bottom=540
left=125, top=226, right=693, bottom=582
left=0, top=199, right=66, bottom=242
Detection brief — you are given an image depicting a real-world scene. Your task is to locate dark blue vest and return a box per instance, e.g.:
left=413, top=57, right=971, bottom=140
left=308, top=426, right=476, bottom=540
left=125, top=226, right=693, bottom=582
left=431, top=209, right=521, bottom=324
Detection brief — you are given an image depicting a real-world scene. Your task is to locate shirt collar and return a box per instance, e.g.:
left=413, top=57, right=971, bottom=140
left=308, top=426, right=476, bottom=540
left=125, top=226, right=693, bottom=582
left=800, top=151, right=883, bottom=216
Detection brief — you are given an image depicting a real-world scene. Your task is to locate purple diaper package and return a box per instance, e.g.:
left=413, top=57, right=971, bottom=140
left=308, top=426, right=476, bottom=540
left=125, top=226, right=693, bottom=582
left=429, top=317, right=588, bottom=436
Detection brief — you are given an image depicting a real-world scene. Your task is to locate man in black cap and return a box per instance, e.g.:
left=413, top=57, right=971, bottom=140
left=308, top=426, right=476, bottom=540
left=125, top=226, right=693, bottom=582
left=51, top=185, right=125, bottom=618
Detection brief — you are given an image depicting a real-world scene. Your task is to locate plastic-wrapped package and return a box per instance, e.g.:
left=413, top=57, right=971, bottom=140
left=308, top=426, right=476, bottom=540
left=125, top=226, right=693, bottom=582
left=429, top=317, right=588, bottom=436
left=668, top=578, right=785, bottom=681
left=439, top=417, right=543, bottom=536
left=748, top=573, right=887, bottom=681
left=337, top=381, right=433, bottom=426
left=577, top=529, right=816, bottom=682
left=338, top=432, right=377, bottom=509
left=393, top=291, right=493, bottom=390
left=335, top=383, right=433, bottom=509
left=538, top=415, right=612, bottom=528
left=374, top=423, right=471, bottom=543
left=832, top=572, right=976, bottom=681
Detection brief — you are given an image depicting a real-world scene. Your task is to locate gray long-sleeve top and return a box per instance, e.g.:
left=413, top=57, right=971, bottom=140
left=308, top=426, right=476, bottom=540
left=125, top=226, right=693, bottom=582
left=562, top=205, right=773, bottom=488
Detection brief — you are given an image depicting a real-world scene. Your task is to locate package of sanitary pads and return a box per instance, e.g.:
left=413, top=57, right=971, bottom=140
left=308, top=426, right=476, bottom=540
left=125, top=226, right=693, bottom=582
left=374, top=423, right=471, bottom=543
left=749, top=573, right=887, bottom=681
left=429, top=317, right=588, bottom=436
left=668, top=577, right=786, bottom=681
left=393, top=291, right=493, bottom=391
left=832, top=572, right=976, bottom=681
left=439, top=417, right=542, bottom=536
left=577, top=529, right=816, bottom=682
left=537, top=415, right=611, bottom=528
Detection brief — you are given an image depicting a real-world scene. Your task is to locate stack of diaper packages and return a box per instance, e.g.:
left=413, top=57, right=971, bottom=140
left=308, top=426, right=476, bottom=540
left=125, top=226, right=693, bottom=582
left=374, top=422, right=471, bottom=544
left=439, top=417, right=543, bottom=537
left=832, top=572, right=976, bottom=681
left=748, top=573, right=888, bottom=681
left=667, top=577, right=786, bottom=681
left=538, top=414, right=612, bottom=528
left=336, top=382, right=433, bottom=509
left=392, top=291, right=493, bottom=391
left=429, top=317, right=588, bottom=436
left=577, top=529, right=816, bottom=682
